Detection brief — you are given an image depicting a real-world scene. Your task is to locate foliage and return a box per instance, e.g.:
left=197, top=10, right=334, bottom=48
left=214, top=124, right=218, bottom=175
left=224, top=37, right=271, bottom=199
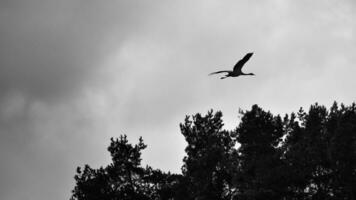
left=71, top=102, right=356, bottom=200
left=70, top=135, right=180, bottom=200
left=180, top=110, right=236, bottom=199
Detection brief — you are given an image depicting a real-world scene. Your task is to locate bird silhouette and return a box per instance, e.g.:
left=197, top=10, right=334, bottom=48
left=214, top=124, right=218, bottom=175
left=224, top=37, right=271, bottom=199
left=209, top=52, right=255, bottom=79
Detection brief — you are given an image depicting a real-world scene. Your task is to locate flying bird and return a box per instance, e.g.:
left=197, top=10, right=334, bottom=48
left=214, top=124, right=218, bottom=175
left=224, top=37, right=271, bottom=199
left=209, top=52, right=255, bottom=79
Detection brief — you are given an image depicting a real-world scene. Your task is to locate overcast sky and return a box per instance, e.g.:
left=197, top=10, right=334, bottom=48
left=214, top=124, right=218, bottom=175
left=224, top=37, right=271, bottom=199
left=1, top=0, right=355, bottom=199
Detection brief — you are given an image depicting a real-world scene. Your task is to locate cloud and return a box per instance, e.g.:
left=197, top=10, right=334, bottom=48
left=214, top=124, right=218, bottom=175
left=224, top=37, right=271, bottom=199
left=0, top=0, right=152, bottom=102
left=1, top=0, right=356, bottom=200
left=0, top=1, right=153, bottom=199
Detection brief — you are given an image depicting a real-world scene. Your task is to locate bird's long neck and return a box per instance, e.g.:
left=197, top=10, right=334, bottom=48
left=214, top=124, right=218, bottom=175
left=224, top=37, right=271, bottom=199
left=241, top=72, right=254, bottom=76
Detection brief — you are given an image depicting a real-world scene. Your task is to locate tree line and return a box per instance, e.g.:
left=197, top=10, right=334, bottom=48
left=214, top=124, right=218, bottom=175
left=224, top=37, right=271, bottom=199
left=70, top=102, right=356, bottom=200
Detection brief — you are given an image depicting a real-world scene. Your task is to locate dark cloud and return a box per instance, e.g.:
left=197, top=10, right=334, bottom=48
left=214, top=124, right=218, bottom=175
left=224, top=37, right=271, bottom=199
left=0, top=1, right=152, bottom=199
left=0, top=0, right=151, bottom=101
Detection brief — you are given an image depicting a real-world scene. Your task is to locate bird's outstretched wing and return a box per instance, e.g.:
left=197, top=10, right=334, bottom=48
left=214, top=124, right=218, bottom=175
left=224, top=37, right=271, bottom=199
left=209, top=70, right=231, bottom=75
left=233, top=52, right=253, bottom=73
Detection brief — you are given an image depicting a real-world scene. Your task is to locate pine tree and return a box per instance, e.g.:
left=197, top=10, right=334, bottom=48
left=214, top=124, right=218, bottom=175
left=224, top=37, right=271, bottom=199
left=234, top=104, right=286, bottom=200
left=180, top=110, right=236, bottom=200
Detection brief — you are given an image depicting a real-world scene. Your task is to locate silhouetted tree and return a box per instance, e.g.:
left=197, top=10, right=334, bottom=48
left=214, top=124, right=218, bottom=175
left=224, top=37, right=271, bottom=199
left=70, top=135, right=179, bottom=200
left=324, top=103, right=356, bottom=199
left=233, top=105, right=286, bottom=200
left=180, top=110, right=236, bottom=200
left=70, top=102, right=356, bottom=200
left=283, top=103, right=356, bottom=199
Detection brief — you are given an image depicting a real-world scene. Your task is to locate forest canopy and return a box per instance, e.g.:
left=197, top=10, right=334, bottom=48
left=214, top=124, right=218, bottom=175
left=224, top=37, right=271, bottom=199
left=70, top=102, right=356, bottom=200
